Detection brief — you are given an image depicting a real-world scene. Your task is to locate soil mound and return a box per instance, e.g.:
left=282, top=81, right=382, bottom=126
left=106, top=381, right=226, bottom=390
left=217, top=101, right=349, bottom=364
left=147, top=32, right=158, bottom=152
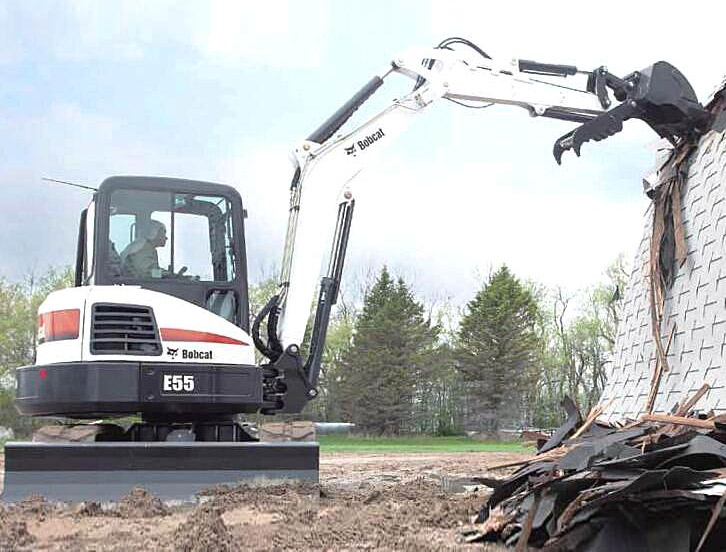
left=199, top=480, right=319, bottom=511
left=173, top=504, right=236, bottom=552
left=12, top=494, right=54, bottom=517
left=363, top=477, right=481, bottom=527
left=0, top=513, right=35, bottom=550
left=114, top=487, right=169, bottom=518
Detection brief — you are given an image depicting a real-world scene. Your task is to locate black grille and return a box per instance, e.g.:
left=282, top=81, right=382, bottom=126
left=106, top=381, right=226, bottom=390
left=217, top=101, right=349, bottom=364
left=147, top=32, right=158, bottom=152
left=90, top=303, right=161, bottom=355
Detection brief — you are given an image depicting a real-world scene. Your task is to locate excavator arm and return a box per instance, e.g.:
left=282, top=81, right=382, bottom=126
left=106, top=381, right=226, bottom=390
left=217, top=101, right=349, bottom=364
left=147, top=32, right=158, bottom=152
left=254, top=38, right=709, bottom=413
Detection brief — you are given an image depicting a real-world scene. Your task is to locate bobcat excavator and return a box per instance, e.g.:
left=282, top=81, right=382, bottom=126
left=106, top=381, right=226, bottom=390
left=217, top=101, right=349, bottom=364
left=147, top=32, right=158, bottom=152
left=5, top=38, right=710, bottom=501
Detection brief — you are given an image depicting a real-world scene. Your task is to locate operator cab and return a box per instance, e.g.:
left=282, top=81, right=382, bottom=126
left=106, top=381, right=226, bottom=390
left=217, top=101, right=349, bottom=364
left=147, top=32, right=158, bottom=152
left=77, top=176, right=250, bottom=331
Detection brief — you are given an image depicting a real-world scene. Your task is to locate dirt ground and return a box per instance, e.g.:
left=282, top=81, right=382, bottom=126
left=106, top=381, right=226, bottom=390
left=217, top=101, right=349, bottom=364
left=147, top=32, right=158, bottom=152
left=0, top=451, right=530, bottom=551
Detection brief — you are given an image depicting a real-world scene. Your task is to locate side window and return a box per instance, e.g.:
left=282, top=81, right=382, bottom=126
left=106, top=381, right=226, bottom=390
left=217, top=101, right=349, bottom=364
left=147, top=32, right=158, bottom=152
left=174, top=213, right=214, bottom=281
left=109, top=214, right=135, bottom=256
left=206, top=290, right=239, bottom=325
left=109, top=213, right=136, bottom=279
left=171, top=194, right=237, bottom=282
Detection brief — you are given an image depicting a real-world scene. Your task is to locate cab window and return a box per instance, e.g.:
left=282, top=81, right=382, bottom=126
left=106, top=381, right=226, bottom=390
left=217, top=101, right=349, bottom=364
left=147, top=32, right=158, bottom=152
left=108, top=189, right=237, bottom=282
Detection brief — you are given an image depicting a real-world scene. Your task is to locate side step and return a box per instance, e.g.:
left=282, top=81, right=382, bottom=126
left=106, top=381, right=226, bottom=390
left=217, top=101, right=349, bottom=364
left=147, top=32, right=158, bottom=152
left=2, top=441, right=319, bottom=502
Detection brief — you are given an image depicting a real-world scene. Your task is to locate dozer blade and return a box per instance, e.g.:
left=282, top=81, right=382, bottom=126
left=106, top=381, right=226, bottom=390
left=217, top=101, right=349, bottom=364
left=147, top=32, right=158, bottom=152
left=2, top=441, right=318, bottom=503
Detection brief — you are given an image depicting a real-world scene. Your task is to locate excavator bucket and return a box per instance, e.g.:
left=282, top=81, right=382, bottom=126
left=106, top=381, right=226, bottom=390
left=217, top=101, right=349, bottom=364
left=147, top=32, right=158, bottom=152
left=630, top=61, right=710, bottom=140
left=554, top=61, right=711, bottom=163
left=2, top=434, right=318, bottom=502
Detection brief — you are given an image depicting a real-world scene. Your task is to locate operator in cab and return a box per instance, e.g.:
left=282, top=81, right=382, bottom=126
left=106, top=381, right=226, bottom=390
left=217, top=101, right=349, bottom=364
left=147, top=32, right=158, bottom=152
left=120, top=220, right=168, bottom=279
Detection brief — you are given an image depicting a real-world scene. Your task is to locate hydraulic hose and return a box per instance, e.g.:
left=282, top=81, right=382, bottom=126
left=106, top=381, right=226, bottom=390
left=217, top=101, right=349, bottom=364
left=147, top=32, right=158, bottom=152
left=252, top=295, right=282, bottom=361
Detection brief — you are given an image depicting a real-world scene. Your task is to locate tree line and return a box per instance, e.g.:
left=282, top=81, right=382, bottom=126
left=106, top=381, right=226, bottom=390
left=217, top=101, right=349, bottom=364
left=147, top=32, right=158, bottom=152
left=300, top=259, right=627, bottom=436
left=0, top=259, right=626, bottom=437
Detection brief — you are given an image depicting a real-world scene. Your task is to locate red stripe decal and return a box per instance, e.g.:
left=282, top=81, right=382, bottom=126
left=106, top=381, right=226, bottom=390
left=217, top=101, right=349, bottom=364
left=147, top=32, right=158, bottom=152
left=160, top=328, right=248, bottom=346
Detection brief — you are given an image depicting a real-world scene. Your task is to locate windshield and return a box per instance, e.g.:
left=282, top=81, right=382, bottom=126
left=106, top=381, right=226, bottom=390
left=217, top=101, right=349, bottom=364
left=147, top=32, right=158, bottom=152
left=108, top=189, right=236, bottom=282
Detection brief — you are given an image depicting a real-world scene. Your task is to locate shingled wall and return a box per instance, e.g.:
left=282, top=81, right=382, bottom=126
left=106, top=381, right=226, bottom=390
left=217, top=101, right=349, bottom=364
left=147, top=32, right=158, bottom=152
left=601, top=92, right=726, bottom=422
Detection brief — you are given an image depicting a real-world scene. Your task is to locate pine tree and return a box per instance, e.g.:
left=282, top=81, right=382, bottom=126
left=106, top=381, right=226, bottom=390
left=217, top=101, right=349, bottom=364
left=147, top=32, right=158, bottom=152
left=337, top=267, right=438, bottom=435
left=457, top=265, right=539, bottom=435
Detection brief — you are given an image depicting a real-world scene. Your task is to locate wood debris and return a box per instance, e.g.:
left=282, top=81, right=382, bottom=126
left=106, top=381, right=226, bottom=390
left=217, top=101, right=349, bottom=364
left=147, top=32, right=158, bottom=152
left=646, top=322, right=677, bottom=413
left=640, top=413, right=715, bottom=430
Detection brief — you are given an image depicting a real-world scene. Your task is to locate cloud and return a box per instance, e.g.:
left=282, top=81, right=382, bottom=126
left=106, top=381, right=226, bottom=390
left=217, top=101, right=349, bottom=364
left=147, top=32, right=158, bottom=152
left=344, top=155, right=646, bottom=304
left=428, top=0, right=725, bottom=101
left=213, top=130, right=648, bottom=305
left=193, top=0, right=331, bottom=68
left=0, top=4, right=21, bottom=64
left=0, top=1, right=332, bottom=68
left=215, top=143, right=296, bottom=278
left=0, top=100, right=228, bottom=280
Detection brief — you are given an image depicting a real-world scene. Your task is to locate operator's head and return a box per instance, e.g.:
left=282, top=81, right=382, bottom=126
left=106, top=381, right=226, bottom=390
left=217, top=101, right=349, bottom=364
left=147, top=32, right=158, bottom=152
left=146, top=220, right=167, bottom=248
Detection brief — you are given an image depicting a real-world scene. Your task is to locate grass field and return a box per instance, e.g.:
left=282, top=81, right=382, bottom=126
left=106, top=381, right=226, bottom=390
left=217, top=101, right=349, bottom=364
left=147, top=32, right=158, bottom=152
left=0, top=435, right=531, bottom=454
left=318, top=434, right=533, bottom=453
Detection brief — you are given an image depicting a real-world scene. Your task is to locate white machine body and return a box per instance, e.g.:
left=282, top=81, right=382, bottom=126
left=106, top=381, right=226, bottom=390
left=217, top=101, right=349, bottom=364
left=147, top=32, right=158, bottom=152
left=36, top=286, right=255, bottom=366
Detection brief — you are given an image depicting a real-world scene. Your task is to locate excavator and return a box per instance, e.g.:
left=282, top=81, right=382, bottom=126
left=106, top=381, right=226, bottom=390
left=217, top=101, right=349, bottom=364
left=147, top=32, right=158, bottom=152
left=5, top=38, right=710, bottom=501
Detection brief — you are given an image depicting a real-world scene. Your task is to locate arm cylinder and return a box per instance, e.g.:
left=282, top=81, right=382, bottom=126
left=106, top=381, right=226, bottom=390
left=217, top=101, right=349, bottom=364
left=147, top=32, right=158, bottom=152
left=518, top=59, right=578, bottom=77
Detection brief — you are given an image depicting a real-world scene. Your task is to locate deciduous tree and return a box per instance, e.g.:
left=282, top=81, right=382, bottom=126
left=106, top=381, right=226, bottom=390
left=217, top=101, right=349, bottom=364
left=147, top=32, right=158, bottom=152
left=0, top=266, right=74, bottom=435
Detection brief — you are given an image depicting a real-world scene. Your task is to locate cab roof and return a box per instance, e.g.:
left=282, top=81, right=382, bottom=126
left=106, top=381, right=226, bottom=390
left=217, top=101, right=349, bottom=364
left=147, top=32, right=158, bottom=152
left=98, top=176, right=242, bottom=201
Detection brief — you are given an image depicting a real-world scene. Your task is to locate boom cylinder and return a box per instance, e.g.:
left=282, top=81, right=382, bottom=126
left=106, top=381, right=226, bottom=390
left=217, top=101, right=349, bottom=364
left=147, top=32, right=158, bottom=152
left=307, top=77, right=384, bottom=144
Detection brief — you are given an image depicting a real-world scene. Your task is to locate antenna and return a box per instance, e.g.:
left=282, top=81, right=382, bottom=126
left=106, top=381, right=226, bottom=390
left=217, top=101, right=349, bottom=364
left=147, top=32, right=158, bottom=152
left=42, top=177, right=98, bottom=192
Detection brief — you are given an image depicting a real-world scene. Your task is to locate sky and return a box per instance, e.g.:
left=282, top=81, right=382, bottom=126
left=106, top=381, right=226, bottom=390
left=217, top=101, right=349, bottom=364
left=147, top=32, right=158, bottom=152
left=1, top=0, right=725, bottom=307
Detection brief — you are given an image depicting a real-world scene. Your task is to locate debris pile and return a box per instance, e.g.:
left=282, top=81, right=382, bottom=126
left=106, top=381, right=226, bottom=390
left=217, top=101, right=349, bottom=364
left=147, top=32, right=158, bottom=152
left=468, top=387, right=726, bottom=551
left=113, top=486, right=169, bottom=518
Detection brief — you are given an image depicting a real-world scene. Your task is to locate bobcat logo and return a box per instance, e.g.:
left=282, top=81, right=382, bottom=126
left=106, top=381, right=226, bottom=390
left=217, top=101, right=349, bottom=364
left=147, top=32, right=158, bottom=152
left=166, top=347, right=179, bottom=359
left=344, top=144, right=356, bottom=156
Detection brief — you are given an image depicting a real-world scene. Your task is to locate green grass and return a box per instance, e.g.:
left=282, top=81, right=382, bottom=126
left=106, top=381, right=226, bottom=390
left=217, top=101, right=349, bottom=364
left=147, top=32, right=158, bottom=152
left=318, top=434, right=533, bottom=453
left=0, top=435, right=532, bottom=454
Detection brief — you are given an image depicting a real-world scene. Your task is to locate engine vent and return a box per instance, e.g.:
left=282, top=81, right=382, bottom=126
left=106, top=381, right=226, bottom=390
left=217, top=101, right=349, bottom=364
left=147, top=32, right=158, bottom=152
left=90, top=303, right=161, bottom=356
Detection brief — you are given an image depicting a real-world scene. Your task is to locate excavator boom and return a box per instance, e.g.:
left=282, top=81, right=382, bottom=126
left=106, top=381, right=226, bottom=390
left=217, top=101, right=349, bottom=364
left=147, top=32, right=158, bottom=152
left=257, top=39, right=709, bottom=395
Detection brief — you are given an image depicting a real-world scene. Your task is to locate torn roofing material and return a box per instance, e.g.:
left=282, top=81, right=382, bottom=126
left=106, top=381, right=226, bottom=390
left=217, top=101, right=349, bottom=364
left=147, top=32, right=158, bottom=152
left=467, top=401, right=726, bottom=551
